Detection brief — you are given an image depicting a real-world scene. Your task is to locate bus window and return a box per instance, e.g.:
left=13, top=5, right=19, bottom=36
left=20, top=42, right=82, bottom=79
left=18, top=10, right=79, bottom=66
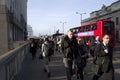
left=90, top=25, right=93, bottom=31
left=82, top=27, right=85, bottom=32
left=73, top=28, right=78, bottom=33
left=103, top=21, right=114, bottom=30
left=78, top=28, right=81, bottom=32
left=72, top=28, right=78, bottom=33
left=85, top=26, right=88, bottom=31
left=79, top=27, right=82, bottom=32
left=86, top=25, right=91, bottom=31
left=79, top=27, right=84, bottom=32
left=91, top=24, right=97, bottom=30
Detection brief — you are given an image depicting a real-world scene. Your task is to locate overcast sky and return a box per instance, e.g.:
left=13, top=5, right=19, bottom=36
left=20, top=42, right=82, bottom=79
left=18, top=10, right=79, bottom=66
left=27, top=0, right=118, bottom=36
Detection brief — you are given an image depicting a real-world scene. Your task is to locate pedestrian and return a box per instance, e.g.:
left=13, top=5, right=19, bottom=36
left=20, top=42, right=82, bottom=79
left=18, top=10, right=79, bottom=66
left=29, top=39, right=37, bottom=60
left=49, top=37, right=55, bottom=55
left=61, top=29, right=78, bottom=80
left=41, top=37, right=51, bottom=77
left=92, top=34, right=114, bottom=80
left=76, top=38, right=89, bottom=80
left=57, top=37, right=62, bottom=53
left=90, top=36, right=101, bottom=57
left=48, top=37, right=55, bottom=61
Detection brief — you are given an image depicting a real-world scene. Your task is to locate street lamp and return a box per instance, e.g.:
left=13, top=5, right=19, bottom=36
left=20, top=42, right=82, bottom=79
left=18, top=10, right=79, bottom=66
left=60, top=21, right=66, bottom=34
left=76, top=12, right=86, bottom=25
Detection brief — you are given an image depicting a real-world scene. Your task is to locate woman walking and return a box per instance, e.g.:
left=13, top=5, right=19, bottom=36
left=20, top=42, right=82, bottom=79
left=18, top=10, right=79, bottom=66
left=76, top=38, right=89, bottom=80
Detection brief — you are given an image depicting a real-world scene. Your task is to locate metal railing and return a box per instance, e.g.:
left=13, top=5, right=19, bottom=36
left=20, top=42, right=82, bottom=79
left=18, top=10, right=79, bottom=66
left=0, top=42, right=29, bottom=80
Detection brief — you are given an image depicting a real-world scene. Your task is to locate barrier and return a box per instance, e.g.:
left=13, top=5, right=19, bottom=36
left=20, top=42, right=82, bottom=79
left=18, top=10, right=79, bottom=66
left=0, top=42, right=29, bottom=80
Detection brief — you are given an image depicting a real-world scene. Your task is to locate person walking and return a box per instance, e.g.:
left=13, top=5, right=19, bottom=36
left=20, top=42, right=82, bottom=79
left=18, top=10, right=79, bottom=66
left=92, top=34, right=114, bottom=80
left=76, top=38, right=89, bottom=80
left=61, top=29, right=78, bottom=80
left=29, top=39, right=37, bottom=60
left=41, top=38, right=51, bottom=77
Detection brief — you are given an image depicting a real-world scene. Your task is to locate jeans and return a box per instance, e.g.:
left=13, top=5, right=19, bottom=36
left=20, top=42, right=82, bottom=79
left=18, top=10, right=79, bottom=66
left=64, top=59, right=73, bottom=80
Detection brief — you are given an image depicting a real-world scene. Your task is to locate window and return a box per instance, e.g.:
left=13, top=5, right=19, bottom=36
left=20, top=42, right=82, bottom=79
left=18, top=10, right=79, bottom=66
left=103, top=21, right=114, bottom=30
left=82, top=27, right=85, bottom=32
left=85, top=25, right=91, bottom=31
left=91, top=24, right=97, bottom=30
left=72, top=28, right=78, bottom=33
left=79, top=27, right=83, bottom=32
left=85, top=26, right=88, bottom=31
left=116, top=17, right=119, bottom=25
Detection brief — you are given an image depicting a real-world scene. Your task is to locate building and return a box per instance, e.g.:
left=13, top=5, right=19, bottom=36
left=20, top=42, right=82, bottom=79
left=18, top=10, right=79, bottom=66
left=82, top=0, right=120, bottom=41
left=27, top=25, right=33, bottom=39
left=0, top=0, right=28, bottom=55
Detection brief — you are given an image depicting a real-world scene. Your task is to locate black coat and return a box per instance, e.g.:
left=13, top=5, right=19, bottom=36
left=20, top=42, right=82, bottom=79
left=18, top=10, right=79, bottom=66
left=29, top=42, right=37, bottom=54
left=61, top=36, right=78, bottom=60
left=94, top=43, right=113, bottom=72
left=90, top=39, right=101, bottom=57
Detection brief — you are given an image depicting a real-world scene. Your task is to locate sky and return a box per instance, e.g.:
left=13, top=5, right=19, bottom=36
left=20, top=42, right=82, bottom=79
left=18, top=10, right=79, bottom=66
left=27, top=0, right=118, bottom=36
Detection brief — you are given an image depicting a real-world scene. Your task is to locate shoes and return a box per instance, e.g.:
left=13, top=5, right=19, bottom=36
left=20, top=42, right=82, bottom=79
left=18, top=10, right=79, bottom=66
left=48, top=72, right=51, bottom=77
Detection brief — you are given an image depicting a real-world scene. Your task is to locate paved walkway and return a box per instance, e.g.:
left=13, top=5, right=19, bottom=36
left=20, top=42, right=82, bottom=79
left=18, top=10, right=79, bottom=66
left=14, top=50, right=120, bottom=80
left=13, top=50, right=66, bottom=80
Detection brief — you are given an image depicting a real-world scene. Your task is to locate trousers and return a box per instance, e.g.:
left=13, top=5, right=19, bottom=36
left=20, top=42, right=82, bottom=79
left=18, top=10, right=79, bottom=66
left=92, top=66, right=114, bottom=80
left=63, top=58, right=73, bottom=80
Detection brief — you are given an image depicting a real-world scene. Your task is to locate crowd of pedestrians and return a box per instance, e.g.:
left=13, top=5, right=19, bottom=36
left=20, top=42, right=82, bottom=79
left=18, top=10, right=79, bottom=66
left=29, top=29, right=114, bottom=80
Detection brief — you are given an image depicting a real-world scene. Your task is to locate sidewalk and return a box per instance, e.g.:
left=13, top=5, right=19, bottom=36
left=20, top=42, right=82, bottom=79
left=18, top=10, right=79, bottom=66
left=13, top=51, right=66, bottom=80
left=13, top=53, right=49, bottom=80
left=14, top=50, right=120, bottom=80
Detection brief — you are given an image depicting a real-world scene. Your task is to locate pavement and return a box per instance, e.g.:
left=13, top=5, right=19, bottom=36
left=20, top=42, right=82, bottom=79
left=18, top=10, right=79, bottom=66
left=14, top=50, right=120, bottom=80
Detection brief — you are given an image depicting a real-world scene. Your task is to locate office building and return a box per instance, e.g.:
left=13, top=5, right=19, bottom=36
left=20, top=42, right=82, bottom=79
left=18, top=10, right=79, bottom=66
left=0, top=0, right=28, bottom=54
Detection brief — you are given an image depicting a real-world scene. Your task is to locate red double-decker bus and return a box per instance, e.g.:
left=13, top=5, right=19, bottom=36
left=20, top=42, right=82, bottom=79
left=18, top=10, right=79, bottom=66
left=70, top=20, right=115, bottom=47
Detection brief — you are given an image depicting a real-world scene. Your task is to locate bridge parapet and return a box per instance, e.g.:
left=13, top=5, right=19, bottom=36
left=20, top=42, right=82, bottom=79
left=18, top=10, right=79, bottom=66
left=0, top=42, right=29, bottom=80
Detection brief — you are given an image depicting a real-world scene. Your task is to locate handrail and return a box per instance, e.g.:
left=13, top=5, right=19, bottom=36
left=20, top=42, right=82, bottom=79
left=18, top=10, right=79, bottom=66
left=0, top=42, right=29, bottom=80
left=0, top=42, right=28, bottom=63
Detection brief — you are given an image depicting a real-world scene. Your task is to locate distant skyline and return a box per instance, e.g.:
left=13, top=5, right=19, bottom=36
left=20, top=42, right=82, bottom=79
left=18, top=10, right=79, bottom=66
left=27, top=0, right=118, bottom=36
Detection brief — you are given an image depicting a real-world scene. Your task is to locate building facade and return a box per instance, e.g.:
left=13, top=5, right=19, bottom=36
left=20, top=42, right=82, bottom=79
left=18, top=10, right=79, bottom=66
left=0, top=0, right=28, bottom=55
left=82, top=0, right=120, bottom=41
left=27, top=25, right=33, bottom=40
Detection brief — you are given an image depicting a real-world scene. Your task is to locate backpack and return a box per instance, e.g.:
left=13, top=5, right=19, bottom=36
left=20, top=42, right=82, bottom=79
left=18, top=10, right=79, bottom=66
left=43, top=44, right=50, bottom=57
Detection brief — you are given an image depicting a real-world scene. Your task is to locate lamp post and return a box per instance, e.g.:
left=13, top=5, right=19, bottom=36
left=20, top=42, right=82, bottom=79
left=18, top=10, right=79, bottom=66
left=60, top=21, right=66, bottom=34
left=76, top=12, right=86, bottom=25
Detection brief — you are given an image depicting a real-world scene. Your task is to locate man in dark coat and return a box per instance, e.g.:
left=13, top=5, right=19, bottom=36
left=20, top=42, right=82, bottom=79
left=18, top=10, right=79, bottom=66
left=29, top=39, right=37, bottom=60
left=92, top=34, right=114, bottom=80
left=61, top=29, right=78, bottom=80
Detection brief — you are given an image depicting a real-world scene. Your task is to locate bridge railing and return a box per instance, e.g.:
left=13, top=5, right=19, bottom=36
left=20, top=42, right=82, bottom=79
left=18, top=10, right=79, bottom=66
left=0, top=42, right=29, bottom=80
